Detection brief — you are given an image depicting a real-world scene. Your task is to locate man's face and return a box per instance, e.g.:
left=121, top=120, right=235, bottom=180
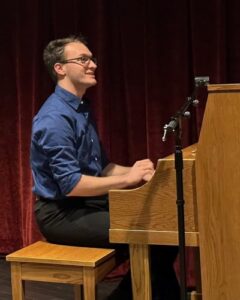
left=58, top=41, right=97, bottom=90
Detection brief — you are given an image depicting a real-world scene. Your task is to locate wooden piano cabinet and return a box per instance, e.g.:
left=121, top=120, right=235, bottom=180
left=109, top=83, right=240, bottom=300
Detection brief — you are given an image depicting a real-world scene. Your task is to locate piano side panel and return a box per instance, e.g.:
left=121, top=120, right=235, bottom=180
left=196, top=84, right=240, bottom=300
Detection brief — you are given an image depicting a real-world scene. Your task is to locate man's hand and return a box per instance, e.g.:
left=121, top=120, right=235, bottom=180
left=125, top=159, right=155, bottom=185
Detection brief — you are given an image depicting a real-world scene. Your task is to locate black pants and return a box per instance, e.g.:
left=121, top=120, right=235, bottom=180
left=35, top=197, right=180, bottom=300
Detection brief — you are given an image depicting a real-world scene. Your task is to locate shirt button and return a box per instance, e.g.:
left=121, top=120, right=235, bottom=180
left=91, top=139, right=94, bottom=143
left=80, top=100, right=84, bottom=104
left=94, top=157, right=98, bottom=161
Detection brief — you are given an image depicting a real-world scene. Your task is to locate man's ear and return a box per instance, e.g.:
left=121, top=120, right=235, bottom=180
left=54, top=63, right=66, bottom=76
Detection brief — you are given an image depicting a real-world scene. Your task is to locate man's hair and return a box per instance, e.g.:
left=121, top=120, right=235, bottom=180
left=43, top=35, right=87, bottom=82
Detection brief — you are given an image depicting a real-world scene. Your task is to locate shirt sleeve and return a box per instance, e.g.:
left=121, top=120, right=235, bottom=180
left=33, top=113, right=81, bottom=195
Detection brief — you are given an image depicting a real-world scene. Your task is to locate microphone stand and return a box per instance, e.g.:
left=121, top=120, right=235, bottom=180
left=162, top=99, right=191, bottom=300
left=162, top=76, right=209, bottom=300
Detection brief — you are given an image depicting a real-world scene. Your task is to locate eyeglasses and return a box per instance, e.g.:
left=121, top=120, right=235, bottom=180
left=60, top=55, right=97, bottom=67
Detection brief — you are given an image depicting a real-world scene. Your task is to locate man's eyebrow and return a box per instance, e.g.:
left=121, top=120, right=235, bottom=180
left=76, top=53, right=93, bottom=57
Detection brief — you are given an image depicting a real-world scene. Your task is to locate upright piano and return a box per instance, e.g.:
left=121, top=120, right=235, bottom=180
left=109, top=84, right=240, bottom=300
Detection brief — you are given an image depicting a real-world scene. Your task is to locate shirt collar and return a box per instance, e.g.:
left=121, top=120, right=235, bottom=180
left=54, top=85, right=90, bottom=112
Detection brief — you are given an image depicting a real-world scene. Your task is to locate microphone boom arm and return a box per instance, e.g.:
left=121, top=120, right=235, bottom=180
left=162, top=76, right=209, bottom=142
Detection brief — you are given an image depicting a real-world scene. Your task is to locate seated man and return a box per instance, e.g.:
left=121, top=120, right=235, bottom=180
left=30, top=35, right=180, bottom=300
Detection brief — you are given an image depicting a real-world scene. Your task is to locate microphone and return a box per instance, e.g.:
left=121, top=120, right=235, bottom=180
left=162, top=118, right=178, bottom=142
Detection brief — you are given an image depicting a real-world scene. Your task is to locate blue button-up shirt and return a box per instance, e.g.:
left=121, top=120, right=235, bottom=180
left=30, top=85, right=109, bottom=199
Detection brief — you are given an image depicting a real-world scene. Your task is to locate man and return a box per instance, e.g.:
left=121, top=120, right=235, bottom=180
left=31, top=35, right=180, bottom=299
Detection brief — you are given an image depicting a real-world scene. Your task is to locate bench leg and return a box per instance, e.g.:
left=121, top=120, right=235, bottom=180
left=74, top=284, right=83, bottom=300
left=83, top=267, right=96, bottom=300
left=10, top=262, right=25, bottom=300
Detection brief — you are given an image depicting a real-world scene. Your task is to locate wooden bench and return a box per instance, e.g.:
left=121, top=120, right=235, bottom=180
left=6, top=241, right=116, bottom=300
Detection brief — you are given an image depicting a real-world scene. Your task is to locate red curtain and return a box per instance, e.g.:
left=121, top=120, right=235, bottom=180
left=1, top=0, right=240, bottom=286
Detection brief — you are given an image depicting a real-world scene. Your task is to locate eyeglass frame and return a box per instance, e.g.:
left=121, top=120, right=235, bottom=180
left=59, top=55, right=97, bottom=67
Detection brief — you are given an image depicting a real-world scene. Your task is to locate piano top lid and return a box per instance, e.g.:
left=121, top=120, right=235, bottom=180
left=208, top=83, right=240, bottom=92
